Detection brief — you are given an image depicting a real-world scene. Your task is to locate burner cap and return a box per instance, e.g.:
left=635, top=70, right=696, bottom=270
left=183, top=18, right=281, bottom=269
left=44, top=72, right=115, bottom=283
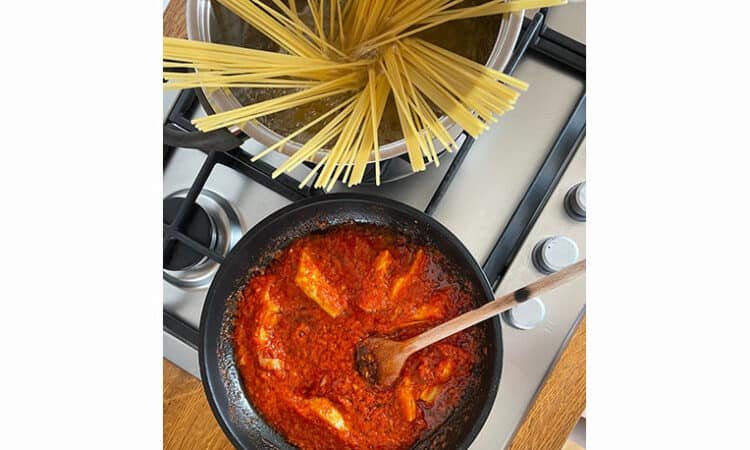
left=163, top=197, right=215, bottom=271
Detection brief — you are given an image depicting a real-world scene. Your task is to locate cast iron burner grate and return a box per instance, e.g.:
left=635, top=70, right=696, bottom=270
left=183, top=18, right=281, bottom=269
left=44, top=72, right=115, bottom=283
left=163, top=9, right=586, bottom=349
left=163, top=197, right=215, bottom=271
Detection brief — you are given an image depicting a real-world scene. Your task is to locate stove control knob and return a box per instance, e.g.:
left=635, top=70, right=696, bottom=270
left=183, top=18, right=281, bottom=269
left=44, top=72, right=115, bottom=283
left=565, top=182, right=586, bottom=221
left=533, top=236, right=579, bottom=274
left=503, top=297, right=546, bottom=330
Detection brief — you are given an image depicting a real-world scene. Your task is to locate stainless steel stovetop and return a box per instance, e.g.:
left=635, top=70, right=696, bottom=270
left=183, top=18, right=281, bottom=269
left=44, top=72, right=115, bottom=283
left=164, top=4, right=585, bottom=449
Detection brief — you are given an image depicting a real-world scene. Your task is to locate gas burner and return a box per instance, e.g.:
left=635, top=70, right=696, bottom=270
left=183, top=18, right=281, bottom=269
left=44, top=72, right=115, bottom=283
left=163, top=198, right=216, bottom=271
left=163, top=189, right=242, bottom=289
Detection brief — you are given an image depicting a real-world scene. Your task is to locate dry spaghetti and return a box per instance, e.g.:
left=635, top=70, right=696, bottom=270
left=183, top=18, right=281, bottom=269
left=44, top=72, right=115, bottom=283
left=163, top=0, right=567, bottom=189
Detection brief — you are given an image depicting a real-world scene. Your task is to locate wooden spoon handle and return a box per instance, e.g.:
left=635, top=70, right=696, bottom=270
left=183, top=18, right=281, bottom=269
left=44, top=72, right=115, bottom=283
left=403, top=259, right=586, bottom=354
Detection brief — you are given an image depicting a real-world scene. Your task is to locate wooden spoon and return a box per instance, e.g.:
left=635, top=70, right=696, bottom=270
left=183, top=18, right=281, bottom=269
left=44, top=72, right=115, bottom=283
left=355, top=259, right=586, bottom=387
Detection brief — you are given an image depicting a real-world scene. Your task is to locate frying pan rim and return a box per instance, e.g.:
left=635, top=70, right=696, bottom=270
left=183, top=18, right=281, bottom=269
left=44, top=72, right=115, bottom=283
left=198, top=193, right=503, bottom=450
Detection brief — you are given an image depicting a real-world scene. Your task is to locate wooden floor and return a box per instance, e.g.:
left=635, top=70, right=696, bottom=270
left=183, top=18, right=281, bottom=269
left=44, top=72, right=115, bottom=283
left=163, top=359, right=583, bottom=450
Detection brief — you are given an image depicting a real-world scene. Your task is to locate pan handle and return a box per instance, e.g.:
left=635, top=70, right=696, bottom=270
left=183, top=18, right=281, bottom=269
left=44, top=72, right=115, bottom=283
left=163, top=123, right=244, bottom=153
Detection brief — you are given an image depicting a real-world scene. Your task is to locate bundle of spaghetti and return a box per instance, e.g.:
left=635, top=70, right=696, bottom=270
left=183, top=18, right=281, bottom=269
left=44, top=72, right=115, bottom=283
left=192, top=71, right=365, bottom=131
left=426, top=0, right=569, bottom=22
left=342, top=0, right=402, bottom=49
left=214, top=0, right=323, bottom=58
left=163, top=0, right=568, bottom=190
left=353, top=0, right=466, bottom=52
left=163, top=37, right=369, bottom=89
left=356, top=0, right=568, bottom=52
left=399, top=38, right=528, bottom=135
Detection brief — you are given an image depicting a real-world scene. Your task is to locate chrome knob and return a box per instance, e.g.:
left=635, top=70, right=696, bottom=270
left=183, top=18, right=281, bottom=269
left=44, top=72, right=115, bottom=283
left=503, top=297, right=546, bottom=330
left=565, top=182, right=586, bottom=221
left=533, top=236, right=579, bottom=274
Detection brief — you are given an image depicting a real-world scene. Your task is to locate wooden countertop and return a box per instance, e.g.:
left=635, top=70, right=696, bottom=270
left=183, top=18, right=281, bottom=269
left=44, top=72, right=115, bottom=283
left=162, top=2, right=586, bottom=448
left=164, top=359, right=233, bottom=450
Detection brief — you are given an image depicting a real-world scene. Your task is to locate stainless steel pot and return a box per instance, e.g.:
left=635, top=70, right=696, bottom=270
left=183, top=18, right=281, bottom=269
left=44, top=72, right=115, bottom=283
left=182, top=0, right=524, bottom=164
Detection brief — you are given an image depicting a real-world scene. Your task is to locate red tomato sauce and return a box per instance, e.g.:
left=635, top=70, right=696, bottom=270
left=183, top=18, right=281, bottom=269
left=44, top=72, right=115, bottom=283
left=233, top=224, right=483, bottom=450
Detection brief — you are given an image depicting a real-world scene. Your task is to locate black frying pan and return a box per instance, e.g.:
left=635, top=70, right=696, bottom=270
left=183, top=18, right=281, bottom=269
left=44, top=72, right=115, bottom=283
left=199, top=193, right=503, bottom=449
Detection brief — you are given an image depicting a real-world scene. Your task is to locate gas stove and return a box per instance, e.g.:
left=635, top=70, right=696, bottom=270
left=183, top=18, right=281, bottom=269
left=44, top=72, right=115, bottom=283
left=164, top=5, right=585, bottom=448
